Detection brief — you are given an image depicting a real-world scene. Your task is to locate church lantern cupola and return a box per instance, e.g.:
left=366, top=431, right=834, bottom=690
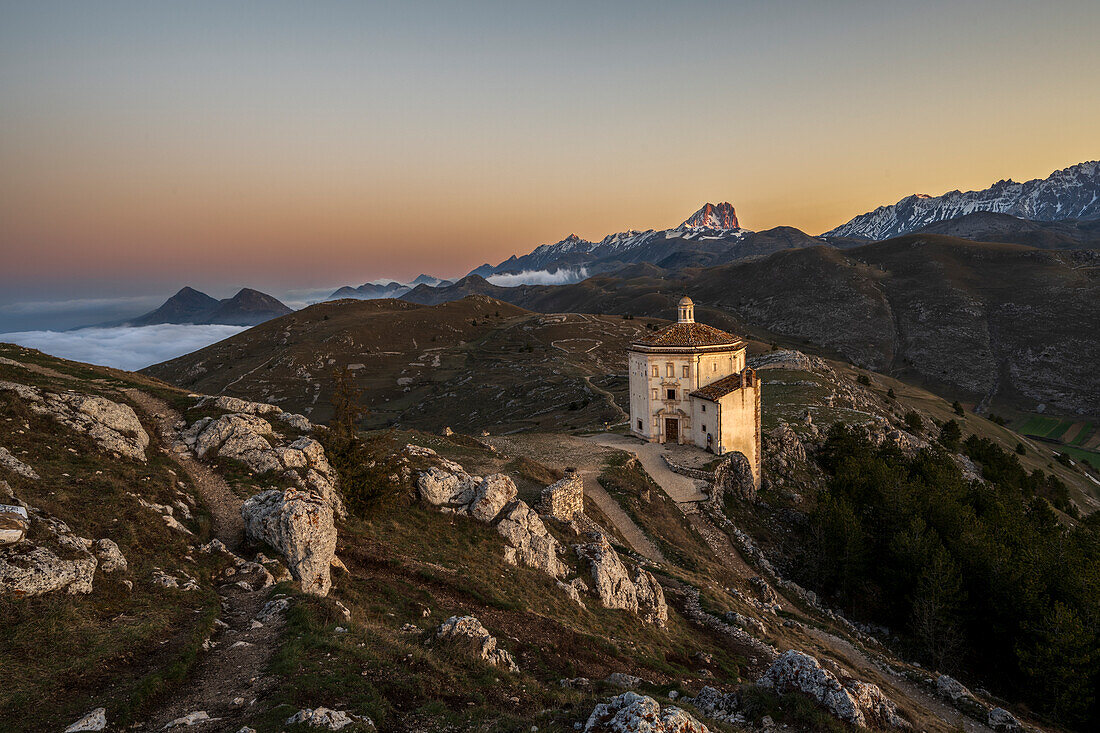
left=677, top=296, right=695, bottom=323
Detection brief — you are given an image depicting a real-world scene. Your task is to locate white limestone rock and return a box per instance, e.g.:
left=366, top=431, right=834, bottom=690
left=988, top=707, right=1022, bottom=731
left=0, top=382, right=149, bottom=461
left=0, top=446, right=38, bottom=479
left=65, top=707, right=107, bottom=732
left=495, top=500, right=565, bottom=577
left=436, top=615, right=519, bottom=673
left=575, top=534, right=668, bottom=626
left=94, top=538, right=127, bottom=572
left=467, top=473, right=517, bottom=522
left=0, top=513, right=98, bottom=596
left=584, top=692, right=710, bottom=732
left=163, top=710, right=215, bottom=728
left=0, top=504, right=29, bottom=545
left=242, top=489, right=336, bottom=596
left=417, top=467, right=478, bottom=508
left=286, top=707, right=372, bottom=730
left=757, top=651, right=908, bottom=728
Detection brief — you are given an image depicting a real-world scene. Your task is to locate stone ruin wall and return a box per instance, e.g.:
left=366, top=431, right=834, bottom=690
left=537, top=472, right=584, bottom=522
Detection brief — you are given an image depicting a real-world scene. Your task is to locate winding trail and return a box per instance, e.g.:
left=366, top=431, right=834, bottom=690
left=124, top=389, right=245, bottom=549
left=584, top=433, right=707, bottom=502
left=125, top=388, right=289, bottom=731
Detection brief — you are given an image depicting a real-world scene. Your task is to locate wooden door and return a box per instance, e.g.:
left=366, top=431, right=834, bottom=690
left=664, top=418, right=679, bottom=443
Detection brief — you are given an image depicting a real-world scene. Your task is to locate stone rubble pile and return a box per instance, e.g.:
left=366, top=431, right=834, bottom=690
left=436, top=615, right=519, bottom=673
left=0, top=380, right=149, bottom=461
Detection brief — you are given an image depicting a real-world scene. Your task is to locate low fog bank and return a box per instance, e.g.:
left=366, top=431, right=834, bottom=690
left=485, top=267, right=589, bottom=287
left=0, top=324, right=248, bottom=371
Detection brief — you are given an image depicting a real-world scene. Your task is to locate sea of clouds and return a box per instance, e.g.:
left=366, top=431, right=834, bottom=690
left=0, top=324, right=248, bottom=371
left=485, top=267, right=589, bottom=287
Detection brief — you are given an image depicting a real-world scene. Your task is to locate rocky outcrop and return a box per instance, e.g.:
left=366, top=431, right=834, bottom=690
left=416, top=459, right=568, bottom=580
left=574, top=534, right=667, bottom=626
left=496, top=500, right=566, bottom=577
left=584, top=692, right=710, bottom=732
left=711, top=451, right=755, bottom=504
left=0, top=446, right=38, bottom=479
left=0, top=513, right=98, bottom=596
left=94, top=538, right=127, bottom=572
left=0, top=382, right=149, bottom=461
left=285, top=707, right=372, bottom=730
left=757, top=650, right=908, bottom=728
left=241, top=489, right=336, bottom=596
left=184, top=414, right=343, bottom=515
left=988, top=707, right=1022, bottom=731
left=436, top=615, right=519, bottom=673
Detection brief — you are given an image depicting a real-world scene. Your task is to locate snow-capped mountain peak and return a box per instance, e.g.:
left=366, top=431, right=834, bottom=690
left=680, top=202, right=740, bottom=230
left=824, top=160, right=1100, bottom=240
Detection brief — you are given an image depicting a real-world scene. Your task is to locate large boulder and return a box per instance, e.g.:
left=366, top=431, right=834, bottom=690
left=495, top=500, right=566, bottom=578
left=285, top=707, right=371, bottom=730
left=584, top=692, right=710, bottom=732
left=417, top=467, right=479, bottom=508
left=241, top=489, right=336, bottom=596
left=193, top=414, right=277, bottom=470
left=467, top=473, right=518, bottom=522
left=436, top=615, right=519, bottom=673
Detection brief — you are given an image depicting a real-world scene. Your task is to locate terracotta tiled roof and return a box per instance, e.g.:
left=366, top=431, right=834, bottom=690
left=635, top=322, right=740, bottom=348
left=691, top=372, right=747, bottom=401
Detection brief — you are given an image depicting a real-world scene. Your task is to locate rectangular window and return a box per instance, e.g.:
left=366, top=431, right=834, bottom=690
left=666, top=363, right=674, bottom=377
left=682, top=365, right=690, bottom=378
left=637, top=419, right=643, bottom=431
left=712, top=363, right=717, bottom=372
left=666, top=388, right=676, bottom=400
left=702, top=425, right=707, bottom=433
left=702, top=404, right=706, bottom=412
left=652, top=365, right=659, bottom=377
left=651, top=388, right=658, bottom=400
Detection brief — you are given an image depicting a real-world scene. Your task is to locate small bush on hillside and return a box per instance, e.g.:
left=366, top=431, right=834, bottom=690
left=1016, top=443, right=1026, bottom=455
left=857, top=374, right=871, bottom=386
left=887, top=388, right=896, bottom=400
left=904, top=411, right=923, bottom=434
left=952, top=400, right=965, bottom=417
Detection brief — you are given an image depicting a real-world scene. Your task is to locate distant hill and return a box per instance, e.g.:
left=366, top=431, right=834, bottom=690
left=128, top=286, right=292, bottom=327
left=327, top=274, right=453, bottom=301
left=824, top=160, right=1100, bottom=240
left=142, top=295, right=648, bottom=431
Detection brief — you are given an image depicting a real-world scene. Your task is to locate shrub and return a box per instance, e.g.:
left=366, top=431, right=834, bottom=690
left=904, top=411, right=923, bottom=434
left=857, top=374, right=871, bottom=386
left=952, top=401, right=965, bottom=417
left=939, top=420, right=962, bottom=451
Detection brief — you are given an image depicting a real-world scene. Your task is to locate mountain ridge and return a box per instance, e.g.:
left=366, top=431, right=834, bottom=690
left=127, top=286, right=292, bottom=327
left=825, top=160, right=1100, bottom=240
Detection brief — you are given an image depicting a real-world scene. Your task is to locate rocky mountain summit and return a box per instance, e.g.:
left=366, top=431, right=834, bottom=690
left=825, top=160, right=1100, bottom=240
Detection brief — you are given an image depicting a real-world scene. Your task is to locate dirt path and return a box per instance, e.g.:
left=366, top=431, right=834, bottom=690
left=124, top=389, right=245, bottom=549
left=137, top=579, right=287, bottom=731
left=488, top=433, right=665, bottom=562
left=124, top=388, right=290, bottom=730
left=585, top=434, right=707, bottom=502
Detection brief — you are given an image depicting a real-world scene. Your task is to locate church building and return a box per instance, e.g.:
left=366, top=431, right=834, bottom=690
left=627, top=297, right=761, bottom=487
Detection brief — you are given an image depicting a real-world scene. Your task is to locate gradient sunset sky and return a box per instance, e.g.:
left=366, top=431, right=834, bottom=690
left=2, top=0, right=1098, bottom=302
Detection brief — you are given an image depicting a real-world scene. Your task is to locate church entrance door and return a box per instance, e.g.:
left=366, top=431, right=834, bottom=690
left=664, top=418, right=679, bottom=443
